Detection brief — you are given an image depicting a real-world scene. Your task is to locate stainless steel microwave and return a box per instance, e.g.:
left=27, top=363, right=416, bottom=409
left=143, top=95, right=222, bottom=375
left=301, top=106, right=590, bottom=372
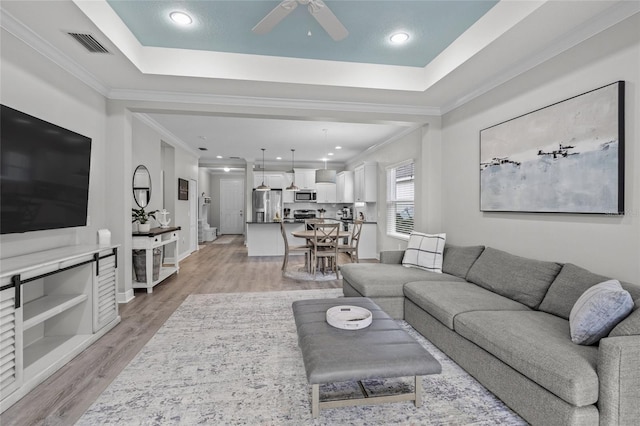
left=294, top=191, right=316, bottom=202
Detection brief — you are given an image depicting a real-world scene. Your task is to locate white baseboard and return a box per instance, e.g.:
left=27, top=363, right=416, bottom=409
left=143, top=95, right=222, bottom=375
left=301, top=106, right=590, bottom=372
left=117, top=289, right=135, bottom=303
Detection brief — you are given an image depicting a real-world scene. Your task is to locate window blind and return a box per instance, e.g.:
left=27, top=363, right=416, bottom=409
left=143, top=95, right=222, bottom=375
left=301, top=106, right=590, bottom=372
left=387, top=161, right=414, bottom=237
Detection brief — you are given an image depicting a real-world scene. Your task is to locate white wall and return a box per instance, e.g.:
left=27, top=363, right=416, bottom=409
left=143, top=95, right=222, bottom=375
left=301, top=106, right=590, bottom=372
left=131, top=117, right=199, bottom=259
left=348, top=126, right=431, bottom=253
left=440, top=14, right=640, bottom=282
left=0, top=29, right=108, bottom=258
left=173, top=148, right=199, bottom=255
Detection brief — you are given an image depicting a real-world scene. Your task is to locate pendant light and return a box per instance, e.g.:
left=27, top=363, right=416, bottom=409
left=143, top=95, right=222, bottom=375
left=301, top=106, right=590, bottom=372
left=256, top=148, right=270, bottom=191
left=285, top=148, right=299, bottom=191
left=315, top=128, right=336, bottom=184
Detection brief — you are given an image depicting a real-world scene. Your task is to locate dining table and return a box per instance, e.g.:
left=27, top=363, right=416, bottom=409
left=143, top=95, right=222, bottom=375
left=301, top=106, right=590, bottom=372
left=291, top=229, right=351, bottom=273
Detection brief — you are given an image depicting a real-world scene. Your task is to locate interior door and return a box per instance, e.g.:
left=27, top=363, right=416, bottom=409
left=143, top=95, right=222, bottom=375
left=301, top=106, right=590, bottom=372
left=220, top=179, right=245, bottom=234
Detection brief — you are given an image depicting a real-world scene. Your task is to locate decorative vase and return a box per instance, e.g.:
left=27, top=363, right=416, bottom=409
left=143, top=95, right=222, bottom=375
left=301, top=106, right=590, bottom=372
left=138, top=223, right=151, bottom=233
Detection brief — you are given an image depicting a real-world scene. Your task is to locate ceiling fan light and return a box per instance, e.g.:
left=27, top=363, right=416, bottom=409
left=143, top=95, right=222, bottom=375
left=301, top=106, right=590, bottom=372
left=390, top=32, right=409, bottom=44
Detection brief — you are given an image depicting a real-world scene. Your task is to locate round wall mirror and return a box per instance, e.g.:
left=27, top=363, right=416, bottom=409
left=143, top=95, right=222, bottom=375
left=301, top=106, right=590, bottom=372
left=133, top=165, right=151, bottom=208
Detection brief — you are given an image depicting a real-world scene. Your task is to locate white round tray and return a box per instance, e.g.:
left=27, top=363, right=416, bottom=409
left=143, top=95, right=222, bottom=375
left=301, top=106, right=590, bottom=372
left=326, top=305, right=373, bottom=330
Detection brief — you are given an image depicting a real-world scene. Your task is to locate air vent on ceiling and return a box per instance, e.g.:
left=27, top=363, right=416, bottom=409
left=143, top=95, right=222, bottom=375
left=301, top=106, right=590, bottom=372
left=229, top=156, right=241, bottom=159
left=68, top=32, right=110, bottom=54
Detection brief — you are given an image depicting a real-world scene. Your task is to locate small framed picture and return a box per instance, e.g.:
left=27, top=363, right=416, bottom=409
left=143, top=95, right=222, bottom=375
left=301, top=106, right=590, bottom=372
left=178, top=178, right=189, bottom=200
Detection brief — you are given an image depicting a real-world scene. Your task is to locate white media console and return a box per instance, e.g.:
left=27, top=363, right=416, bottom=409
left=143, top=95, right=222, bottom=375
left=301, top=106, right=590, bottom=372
left=0, top=244, right=121, bottom=413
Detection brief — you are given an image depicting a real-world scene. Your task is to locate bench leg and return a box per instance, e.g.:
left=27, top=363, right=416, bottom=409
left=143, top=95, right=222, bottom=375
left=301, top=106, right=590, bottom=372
left=415, top=376, right=422, bottom=408
left=312, top=384, right=319, bottom=418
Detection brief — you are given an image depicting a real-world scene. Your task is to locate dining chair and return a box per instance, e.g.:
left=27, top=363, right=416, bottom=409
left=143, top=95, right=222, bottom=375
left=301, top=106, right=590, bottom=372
left=309, top=222, right=340, bottom=278
left=280, top=221, right=311, bottom=273
left=338, top=220, right=363, bottom=263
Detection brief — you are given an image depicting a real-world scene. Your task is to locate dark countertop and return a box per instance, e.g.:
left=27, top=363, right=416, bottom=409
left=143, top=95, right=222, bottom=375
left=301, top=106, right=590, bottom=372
left=246, top=220, right=377, bottom=225
left=246, top=220, right=305, bottom=224
left=132, top=226, right=181, bottom=236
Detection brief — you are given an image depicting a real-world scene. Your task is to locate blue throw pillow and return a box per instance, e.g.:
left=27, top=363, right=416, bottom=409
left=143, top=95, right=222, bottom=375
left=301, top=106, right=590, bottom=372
left=569, top=280, right=634, bottom=345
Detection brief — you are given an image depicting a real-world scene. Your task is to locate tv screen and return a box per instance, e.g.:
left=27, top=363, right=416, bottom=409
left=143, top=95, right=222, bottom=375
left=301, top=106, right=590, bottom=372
left=1, top=105, right=92, bottom=234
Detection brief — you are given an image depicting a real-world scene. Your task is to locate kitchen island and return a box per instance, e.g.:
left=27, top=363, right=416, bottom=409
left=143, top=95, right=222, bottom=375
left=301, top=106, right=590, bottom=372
left=246, top=220, right=378, bottom=259
left=246, top=221, right=306, bottom=257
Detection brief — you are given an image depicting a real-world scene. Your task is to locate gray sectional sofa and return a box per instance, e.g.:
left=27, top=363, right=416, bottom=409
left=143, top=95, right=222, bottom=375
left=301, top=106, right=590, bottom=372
left=340, top=245, right=640, bottom=426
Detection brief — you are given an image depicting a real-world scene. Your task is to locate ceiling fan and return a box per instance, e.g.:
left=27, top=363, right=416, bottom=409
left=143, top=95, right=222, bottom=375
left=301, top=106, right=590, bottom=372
left=252, top=0, right=348, bottom=41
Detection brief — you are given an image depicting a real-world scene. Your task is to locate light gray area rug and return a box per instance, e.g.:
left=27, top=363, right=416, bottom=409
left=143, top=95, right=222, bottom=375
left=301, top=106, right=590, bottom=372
left=78, top=289, right=526, bottom=425
left=284, top=266, right=338, bottom=281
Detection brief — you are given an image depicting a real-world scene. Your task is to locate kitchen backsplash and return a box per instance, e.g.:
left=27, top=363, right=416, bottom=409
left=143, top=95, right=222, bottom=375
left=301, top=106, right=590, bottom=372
left=283, top=202, right=376, bottom=222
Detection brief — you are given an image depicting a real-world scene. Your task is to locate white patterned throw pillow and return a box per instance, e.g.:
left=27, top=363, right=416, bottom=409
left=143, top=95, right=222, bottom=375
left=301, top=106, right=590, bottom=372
left=569, top=279, right=634, bottom=345
left=402, top=232, right=446, bottom=273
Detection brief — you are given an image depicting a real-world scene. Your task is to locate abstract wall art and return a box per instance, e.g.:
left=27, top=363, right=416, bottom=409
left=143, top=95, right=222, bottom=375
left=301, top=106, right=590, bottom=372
left=480, top=81, right=624, bottom=214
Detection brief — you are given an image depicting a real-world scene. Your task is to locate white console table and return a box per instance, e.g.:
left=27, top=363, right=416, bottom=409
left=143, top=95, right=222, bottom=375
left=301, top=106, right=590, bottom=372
left=132, top=226, right=180, bottom=293
left=0, top=244, right=121, bottom=413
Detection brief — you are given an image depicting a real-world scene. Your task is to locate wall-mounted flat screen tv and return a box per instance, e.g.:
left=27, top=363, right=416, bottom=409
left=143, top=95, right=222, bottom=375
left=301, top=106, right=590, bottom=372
left=1, top=105, right=92, bottom=234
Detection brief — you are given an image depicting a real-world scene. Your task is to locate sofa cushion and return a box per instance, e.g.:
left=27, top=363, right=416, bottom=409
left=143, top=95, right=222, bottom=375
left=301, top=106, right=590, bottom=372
left=454, top=310, right=599, bottom=406
left=569, top=280, right=634, bottom=345
left=466, top=247, right=562, bottom=309
left=340, top=263, right=464, bottom=298
left=609, top=300, right=640, bottom=337
left=404, top=281, right=530, bottom=329
left=442, top=245, right=485, bottom=280
left=539, top=263, right=610, bottom=320
left=402, top=232, right=446, bottom=273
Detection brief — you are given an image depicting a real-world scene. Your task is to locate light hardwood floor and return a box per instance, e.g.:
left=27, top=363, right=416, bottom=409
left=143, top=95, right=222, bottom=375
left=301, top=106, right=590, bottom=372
left=1, top=235, right=364, bottom=426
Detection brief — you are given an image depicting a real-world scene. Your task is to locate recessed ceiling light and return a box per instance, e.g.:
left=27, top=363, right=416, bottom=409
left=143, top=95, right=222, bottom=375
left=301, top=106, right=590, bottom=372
left=170, top=11, right=192, bottom=26
left=276, top=156, right=282, bottom=160
left=335, top=146, right=342, bottom=150
left=328, top=152, right=334, bottom=156
left=390, top=32, right=409, bottom=44
left=216, top=155, right=223, bottom=159
left=223, top=167, right=230, bottom=172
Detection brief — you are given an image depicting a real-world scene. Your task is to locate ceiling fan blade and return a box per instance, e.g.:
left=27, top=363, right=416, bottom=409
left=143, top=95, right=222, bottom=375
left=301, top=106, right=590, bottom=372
left=252, top=0, right=298, bottom=35
left=308, top=0, right=348, bottom=41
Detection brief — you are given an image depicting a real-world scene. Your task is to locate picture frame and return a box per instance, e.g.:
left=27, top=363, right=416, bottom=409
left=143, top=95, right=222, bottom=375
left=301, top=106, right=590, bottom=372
left=178, top=178, right=189, bottom=200
left=480, top=81, right=624, bottom=214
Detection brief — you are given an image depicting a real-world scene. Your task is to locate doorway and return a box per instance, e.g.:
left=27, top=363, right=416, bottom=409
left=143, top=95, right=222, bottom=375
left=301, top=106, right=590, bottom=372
left=220, top=179, right=245, bottom=234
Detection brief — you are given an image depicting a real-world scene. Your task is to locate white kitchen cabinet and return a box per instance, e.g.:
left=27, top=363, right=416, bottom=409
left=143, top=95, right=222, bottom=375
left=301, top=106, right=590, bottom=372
left=253, top=173, right=286, bottom=189
left=294, top=168, right=317, bottom=191
left=354, top=163, right=377, bottom=202
left=316, top=183, right=336, bottom=203
left=350, top=222, right=378, bottom=259
left=0, top=245, right=120, bottom=413
left=336, top=171, right=354, bottom=203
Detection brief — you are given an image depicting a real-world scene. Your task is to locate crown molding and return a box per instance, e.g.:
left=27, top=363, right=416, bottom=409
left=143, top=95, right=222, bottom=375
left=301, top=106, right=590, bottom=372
left=108, top=89, right=440, bottom=117
left=440, top=1, right=640, bottom=115
left=346, top=124, right=424, bottom=168
left=0, top=7, right=110, bottom=97
left=133, top=113, right=201, bottom=158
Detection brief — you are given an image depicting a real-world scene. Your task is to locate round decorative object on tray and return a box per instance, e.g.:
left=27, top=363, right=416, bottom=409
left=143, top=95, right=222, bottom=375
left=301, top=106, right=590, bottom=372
left=326, top=305, right=373, bottom=330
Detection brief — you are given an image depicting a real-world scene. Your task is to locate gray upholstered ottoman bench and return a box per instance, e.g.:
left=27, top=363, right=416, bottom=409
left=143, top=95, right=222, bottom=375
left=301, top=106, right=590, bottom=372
left=292, top=297, right=441, bottom=418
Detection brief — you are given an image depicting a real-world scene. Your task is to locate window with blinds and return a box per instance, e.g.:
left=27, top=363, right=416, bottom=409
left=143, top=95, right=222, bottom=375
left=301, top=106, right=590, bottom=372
left=387, top=160, right=415, bottom=238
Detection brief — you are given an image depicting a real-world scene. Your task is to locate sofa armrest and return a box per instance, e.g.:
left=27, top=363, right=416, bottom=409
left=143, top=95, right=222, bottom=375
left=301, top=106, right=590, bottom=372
left=380, top=250, right=405, bottom=264
left=598, top=335, right=640, bottom=425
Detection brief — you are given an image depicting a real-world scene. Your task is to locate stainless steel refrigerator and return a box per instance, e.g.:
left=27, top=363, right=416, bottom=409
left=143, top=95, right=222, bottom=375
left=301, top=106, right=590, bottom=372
left=252, top=189, right=283, bottom=222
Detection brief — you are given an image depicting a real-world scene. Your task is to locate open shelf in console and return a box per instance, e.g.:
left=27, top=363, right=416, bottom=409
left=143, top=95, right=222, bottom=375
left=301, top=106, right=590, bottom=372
left=23, top=294, right=88, bottom=330
left=20, top=256, right=94, bottom=381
